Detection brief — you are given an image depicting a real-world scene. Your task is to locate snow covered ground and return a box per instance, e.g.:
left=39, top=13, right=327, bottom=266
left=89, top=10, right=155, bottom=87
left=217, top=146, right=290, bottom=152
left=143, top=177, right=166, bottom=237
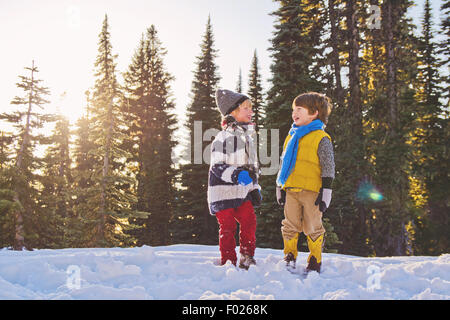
left=0, top=244, right=448, bottom=300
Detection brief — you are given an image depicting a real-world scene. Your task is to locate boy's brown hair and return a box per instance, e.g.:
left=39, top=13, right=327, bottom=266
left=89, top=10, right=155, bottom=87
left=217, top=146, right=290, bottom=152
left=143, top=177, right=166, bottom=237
left=293, top=92, right=332, bottom=124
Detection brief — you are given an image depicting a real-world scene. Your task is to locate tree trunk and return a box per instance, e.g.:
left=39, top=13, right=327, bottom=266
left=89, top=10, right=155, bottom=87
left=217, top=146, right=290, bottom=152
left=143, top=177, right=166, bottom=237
left=346, top=0, right=362, bottom=124
left=345, top=0, right=367, bottom=254
left=384, top=1, right=398, bottom=129
left=381, top=1, right=406, bottom=256
left=328, top=0, right=345, bottom=109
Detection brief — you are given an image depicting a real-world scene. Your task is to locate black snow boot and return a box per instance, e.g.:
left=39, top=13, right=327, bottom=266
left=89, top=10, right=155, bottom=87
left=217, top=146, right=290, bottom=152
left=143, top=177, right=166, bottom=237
left=239, top=254, right=256, bottom=270
left=284, top=252, right=296, bottom=269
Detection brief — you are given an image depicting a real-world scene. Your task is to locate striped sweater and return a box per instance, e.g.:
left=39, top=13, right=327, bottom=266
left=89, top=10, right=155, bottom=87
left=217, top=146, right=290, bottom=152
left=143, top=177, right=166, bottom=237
left=207, top=120, right=261, bottom=215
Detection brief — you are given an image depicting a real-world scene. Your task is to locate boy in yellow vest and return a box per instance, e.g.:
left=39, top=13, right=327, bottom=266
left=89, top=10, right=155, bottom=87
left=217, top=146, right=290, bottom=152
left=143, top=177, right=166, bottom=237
left=276, top=92, right=334, bottom=273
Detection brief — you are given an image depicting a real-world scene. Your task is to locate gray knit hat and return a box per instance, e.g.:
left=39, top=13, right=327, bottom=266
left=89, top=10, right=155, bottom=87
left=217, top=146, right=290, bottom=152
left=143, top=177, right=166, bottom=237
left=215, top=89, right=249, bottom=116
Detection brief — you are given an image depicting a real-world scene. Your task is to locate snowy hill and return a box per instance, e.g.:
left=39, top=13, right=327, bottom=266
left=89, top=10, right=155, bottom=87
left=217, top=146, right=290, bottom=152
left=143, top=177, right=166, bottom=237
left=0, top=244, right=448, bottom=300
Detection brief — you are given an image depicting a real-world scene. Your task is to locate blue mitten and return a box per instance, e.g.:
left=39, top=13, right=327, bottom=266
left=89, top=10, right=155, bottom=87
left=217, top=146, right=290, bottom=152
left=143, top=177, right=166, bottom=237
left=237, top=171, right=252, bottom=186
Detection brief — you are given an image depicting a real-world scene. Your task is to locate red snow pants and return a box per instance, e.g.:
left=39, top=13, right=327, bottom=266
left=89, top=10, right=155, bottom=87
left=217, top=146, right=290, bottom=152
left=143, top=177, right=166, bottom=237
left=215, top=200, right=257, bottom=265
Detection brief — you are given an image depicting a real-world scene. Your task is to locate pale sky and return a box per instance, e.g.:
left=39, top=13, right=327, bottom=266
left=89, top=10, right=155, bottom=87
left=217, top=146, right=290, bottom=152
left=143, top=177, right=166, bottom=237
left=0, top=0, right=445, bottom=128
left=0, top=0, right=278, bottom=125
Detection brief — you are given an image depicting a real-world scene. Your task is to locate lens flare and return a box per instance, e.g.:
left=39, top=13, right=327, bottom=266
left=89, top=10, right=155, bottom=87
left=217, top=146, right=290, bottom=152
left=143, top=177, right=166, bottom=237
left=357, top=181, right=384, bottom=202
left=369, top=191, right=383, bottom=201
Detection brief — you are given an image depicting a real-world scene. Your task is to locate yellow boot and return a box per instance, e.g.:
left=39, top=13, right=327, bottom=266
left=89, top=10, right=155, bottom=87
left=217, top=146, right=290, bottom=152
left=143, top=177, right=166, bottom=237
left=306, top=234, right=324, bottom=273
left=283, top=234, right=298, bottom=268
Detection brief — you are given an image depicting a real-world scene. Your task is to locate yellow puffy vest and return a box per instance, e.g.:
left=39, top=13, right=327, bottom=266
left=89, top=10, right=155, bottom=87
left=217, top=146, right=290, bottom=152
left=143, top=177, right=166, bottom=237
left=282, top=130, right=331, bottom=193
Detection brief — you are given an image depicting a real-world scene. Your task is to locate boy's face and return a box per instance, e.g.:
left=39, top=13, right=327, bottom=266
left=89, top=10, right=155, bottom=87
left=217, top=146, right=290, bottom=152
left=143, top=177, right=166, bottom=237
left=231, top=99, right=253, bottom=123
left=292, top=104, right=318, bottom=126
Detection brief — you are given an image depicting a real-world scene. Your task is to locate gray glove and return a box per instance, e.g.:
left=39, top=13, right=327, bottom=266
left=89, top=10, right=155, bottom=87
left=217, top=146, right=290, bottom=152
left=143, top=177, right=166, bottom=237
left=315, top=187, right=332, bottom=213
left=276, top=186, right=286, bottom=206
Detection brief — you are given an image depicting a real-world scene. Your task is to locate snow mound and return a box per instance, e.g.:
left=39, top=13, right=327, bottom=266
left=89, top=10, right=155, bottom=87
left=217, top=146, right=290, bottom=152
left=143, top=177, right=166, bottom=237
left=0, top=245, right=448, bottom=300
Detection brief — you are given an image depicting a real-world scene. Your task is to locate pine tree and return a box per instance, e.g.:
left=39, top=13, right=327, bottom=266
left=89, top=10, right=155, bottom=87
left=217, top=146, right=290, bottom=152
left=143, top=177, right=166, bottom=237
left=71, top=91, right=98, bottom=247
left=363, top=0, right=419, bottom=256
left=411, top=0, right=449, bottom=255
left=0, top=131, right=16, bottom=248
left=38, top=114, right=73, bottom=248
left=247, top=50, right=264, bottom=133
left=122, top=25, right=176, bottom=246
left=172, top=16, right=221, bottom=245
left=0, top=131, right=13, bottom=170
left=326, top=0, right=345, bottom=109
left=0, top=183, right=16, bottom=248
left=87, top=15, right=146, bottom=247
left=236, top=68, right=243, bottom=93
left=0, top=60, right=55, bottom=250
left=437, top=0, right=449, bottom=104
left=324, top=0, right=370, bottom=256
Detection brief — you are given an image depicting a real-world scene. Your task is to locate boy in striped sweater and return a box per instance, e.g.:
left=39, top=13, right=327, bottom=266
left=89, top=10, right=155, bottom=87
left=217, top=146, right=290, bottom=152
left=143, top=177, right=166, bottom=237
left=208, top=89, right=261, bottom=269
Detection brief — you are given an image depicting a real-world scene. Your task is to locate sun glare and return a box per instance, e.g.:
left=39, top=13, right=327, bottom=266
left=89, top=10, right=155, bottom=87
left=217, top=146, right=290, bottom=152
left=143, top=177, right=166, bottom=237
left=53, top=90, right=86, bottom=125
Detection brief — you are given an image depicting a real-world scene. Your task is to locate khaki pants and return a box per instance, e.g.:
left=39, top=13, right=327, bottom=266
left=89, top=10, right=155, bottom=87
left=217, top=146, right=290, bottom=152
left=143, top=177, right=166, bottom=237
left=281, top=189, right=325, bottom=242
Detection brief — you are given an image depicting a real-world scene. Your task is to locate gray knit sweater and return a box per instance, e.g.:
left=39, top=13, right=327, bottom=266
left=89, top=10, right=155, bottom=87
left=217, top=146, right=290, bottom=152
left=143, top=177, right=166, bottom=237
left=318, top=136, right=335, bottom=188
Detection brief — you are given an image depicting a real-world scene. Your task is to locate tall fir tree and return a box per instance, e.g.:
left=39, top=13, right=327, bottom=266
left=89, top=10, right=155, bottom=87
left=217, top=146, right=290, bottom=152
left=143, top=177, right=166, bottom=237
left=0, top=61, right=55, bottom=250
left=236, top=68, right=243, bottom=93
left=71, top=91, right=98, bottom=247
left=0, top=131, right=13, bottom=169
left=122, top=25, right=176, bottom=246
left=324, top=0, right=369, bottom=256
left=86, top=15, right=146, bottom=247
left=0, top=179, right=16, bottom=248
left=437, top=0, right=449, bottom=104
left=38, top=114, right=73, bottom=248
left=362, top=0, right=419, bottom=256
left=411, top=0, right=449, bottom=255
left=247, top=50, right=264, bottom=133
left=0, top=130, right=16, bottom=248
left=325, top=0, right=345, bottom=109
left=172, top=16, right=221, bottom=245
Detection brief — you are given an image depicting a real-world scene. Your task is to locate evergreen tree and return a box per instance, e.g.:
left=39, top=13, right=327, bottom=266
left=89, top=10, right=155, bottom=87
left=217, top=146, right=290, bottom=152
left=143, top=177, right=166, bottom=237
left=0, top=182, right=16, bottom=248
left=0, top=131, right=13, bottom=169
left=38, top=114, right=72, bottom=248
left=71, top=91, right=98, bottom=247
left=411, top=0, right=449, bottom=255
left=0, top=131, right=16, bottom=248
left=437, top=0, right=449, bottom=104
left=325, top=0, right=345, bottom=109
left=122, top=25, right=176, bottom=246
left=236, top=68, right=243, bottom=93
left=314, top=0, right=354, bottom=255
left=363, top=0, right=419, bottom=256
left=172, top=16, right=221, bottom=245
left=0, top=60, right=55, bottom=250
left=247, top=50, right=264, bottom=133
left=324, top=0, right=369, bottom=256
left=87, top=15, right=146, bottom=247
